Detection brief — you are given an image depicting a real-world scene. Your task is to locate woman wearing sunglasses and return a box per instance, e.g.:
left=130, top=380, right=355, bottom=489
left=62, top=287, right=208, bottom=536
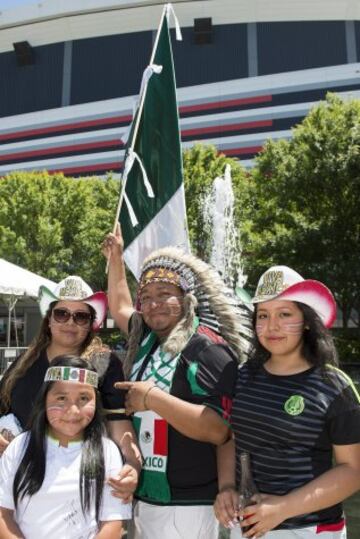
left=0, top=275, right=141, bottom=502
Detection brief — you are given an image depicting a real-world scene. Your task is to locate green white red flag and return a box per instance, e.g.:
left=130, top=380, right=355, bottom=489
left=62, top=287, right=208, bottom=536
left=116, top=3, right=189, bottom=278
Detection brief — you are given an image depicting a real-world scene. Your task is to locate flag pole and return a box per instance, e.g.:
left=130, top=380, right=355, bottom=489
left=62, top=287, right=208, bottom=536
left=106, top=4, right=168, bottom=272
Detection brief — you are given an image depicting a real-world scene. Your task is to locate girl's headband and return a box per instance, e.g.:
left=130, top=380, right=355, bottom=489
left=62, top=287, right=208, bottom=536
left=44, top=366, right=98, bottom=388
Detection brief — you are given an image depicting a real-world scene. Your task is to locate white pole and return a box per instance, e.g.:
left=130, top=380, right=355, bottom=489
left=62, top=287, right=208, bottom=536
left=5, top=296, right=17, bottom=348
left=7, top=306, right=11, bottom=348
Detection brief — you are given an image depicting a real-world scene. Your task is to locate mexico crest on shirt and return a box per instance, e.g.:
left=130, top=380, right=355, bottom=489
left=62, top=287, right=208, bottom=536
left=134, top=410, right=168, bottom=471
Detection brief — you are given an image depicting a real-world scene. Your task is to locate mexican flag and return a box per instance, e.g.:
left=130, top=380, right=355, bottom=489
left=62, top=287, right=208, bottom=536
left=117, top=4, right=190, bottom=279
left=132, top=410, right=171, bottom=503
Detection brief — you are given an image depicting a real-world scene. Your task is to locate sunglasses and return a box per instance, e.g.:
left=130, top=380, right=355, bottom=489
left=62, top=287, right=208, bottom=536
left=52, top=308, right=93, bottom=327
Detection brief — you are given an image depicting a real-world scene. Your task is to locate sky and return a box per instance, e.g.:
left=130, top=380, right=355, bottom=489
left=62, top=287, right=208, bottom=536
left=0, top=0, right=38, bottom=10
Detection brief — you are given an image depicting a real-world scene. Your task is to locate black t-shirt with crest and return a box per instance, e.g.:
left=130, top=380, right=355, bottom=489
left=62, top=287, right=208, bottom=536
left=131, top=320, right=238, bottom=505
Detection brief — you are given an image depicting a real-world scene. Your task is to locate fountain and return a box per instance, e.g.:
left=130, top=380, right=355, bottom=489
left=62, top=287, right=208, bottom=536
left=202, top=164, right=249, bottom=298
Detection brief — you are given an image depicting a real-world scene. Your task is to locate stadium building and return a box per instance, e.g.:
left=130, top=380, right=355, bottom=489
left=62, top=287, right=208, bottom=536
left=0, top=0, right=359, bottom=176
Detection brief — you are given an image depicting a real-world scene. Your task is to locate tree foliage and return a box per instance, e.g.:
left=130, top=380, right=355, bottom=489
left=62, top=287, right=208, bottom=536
left=0, top=171, right=119, bottom=291
left=1, top=93, right=359, bottom=330
left=244, top=94, right=360, bottom=327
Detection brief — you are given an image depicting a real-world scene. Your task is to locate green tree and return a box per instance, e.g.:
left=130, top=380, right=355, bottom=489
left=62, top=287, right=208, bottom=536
left=243, top=94, right=360, bottom=327
left=0, top=171, right=119, bottom=290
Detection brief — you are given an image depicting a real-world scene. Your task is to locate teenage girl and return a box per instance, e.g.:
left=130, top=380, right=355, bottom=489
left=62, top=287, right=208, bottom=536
left=214, top=266, right=360, bottom=539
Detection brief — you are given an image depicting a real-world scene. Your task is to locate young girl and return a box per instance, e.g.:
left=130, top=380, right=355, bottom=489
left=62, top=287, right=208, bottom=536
left=214, top=265, right=360, bottom=538
left=0, top=355, right=132, bottom=539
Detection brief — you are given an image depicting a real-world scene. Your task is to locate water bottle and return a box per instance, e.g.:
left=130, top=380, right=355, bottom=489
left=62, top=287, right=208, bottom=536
left=238, top=451, right=260, bottom=533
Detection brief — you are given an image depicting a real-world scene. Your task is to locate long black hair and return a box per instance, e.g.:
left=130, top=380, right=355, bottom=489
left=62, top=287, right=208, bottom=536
left=248, top=301, right=338, bottom=374
left=12, top=355, right=106, bottom=522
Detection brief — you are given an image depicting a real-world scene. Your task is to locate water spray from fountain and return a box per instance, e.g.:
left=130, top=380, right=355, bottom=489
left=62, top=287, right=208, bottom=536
left=202, top=164, right=248, bottom=294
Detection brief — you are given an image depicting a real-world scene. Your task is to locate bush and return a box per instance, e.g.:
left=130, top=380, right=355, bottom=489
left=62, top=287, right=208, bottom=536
left=333, top=328, right=360, bottom=364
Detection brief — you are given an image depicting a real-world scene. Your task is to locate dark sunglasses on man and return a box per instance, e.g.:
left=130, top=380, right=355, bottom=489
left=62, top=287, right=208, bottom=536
left=52, top=308, right=94, bottom=327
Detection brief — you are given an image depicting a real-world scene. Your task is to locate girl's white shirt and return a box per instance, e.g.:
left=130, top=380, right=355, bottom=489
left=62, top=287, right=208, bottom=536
left=0, top=432, right=132, bottom=538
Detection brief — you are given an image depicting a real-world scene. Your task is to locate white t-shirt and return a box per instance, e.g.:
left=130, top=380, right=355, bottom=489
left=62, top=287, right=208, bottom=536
left=0, top=432, right=132, bottom=539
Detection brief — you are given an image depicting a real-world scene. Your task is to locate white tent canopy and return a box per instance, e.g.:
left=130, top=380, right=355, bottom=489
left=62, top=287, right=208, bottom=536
left=0, top=258, right=55, bottom=298
left=0, top=258, right=56, bottom=347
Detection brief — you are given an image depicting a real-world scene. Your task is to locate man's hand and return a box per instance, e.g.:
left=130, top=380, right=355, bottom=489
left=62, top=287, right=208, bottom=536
left=107, top=463, right=139, bottom=503
left=102, top=222, right=124, bottom=260
left=115, top=381, right=160, bottom=415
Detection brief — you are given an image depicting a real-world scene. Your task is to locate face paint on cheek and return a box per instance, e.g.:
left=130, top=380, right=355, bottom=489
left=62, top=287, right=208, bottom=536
left=168, top=305, right=183, bottom=317
left=46, top=405, right=64, bottom=424
left=255, top=323, right=265, bottom=336
left=81, top=402, right=96, bottom=422
left=281, top=321, right=304, bottom=335
left=47, top=404, right=65, bottom=411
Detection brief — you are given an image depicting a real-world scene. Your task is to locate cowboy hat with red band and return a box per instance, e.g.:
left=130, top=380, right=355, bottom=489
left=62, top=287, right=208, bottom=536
left=38, top=276, right=107, bottom=331
left=252, top=265, right=336, bottom=328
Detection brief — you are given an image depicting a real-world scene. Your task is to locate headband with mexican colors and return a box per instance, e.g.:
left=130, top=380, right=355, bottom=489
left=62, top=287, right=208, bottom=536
left=44, top=366, right=98, bottom=388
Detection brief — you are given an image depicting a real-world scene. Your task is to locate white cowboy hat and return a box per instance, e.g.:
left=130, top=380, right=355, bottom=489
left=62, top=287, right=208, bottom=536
left=38, top=275, right=107, bottom=331
left=252, top=265, right=336, bottom=328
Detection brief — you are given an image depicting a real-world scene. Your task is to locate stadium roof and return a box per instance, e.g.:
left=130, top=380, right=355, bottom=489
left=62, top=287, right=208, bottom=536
left=0, top=0, right=358, bottom=53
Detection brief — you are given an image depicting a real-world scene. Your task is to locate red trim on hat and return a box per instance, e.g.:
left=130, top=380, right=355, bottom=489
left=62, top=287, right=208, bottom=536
left=278, top=280, right=336, bottom=328
left=85, top=291, right=108, bottom=331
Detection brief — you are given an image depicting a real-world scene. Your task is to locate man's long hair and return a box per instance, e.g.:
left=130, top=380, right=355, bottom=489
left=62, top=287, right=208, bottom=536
left=12, top=355, right=105, bottom=523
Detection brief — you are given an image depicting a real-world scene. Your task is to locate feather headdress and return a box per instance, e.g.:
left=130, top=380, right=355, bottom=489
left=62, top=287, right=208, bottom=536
left=124, top=247, right=253, bottom=377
